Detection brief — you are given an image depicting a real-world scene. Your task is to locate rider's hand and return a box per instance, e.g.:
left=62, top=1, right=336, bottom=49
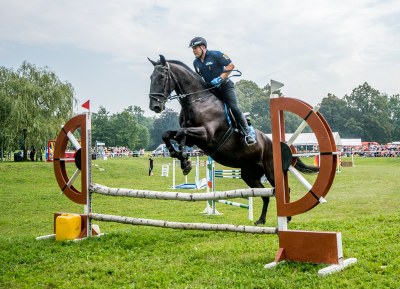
left=210, top=76, right=223, bottom=87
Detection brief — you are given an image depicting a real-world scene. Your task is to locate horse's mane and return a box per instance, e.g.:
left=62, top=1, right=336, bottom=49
left=167, top=60, right=208, bottom=86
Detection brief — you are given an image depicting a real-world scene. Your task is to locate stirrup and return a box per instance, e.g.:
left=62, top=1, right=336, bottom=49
left=245, top=135, right=256, bottom=145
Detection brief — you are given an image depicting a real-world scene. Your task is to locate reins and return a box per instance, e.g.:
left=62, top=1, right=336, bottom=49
left=170, top=69, right=243, bottom=103
left=149, top=62, right=242, bottom=105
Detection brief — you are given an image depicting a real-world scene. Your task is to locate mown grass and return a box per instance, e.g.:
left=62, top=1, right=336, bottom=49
left=0, top=156, right=399, bottom=288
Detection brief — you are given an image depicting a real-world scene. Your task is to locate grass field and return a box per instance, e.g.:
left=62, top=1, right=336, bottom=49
left=0, top=155, right=399, bottom=288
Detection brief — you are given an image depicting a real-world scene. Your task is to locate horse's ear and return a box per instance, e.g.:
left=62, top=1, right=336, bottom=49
left=147, top=57, right=157, bottom=67
left=159, top=55, right=166, bottom=66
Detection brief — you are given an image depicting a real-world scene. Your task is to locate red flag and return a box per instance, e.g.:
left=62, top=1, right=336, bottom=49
left=81, top=100, right=90, bottom=110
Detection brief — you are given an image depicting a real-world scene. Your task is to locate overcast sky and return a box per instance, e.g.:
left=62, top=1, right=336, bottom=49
left=1, top=0, right=399, bottom=116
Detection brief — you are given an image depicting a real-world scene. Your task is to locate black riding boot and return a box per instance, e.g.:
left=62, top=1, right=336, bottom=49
left=238, top=115, right=256, bottom=145
left=215, top=81, right=256, bottom=145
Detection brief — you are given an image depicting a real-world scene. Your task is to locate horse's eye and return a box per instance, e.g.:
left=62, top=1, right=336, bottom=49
left=160, top=75, right=165, bottom=79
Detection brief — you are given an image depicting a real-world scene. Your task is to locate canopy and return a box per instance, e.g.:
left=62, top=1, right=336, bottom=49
left=341, top=139, right=362, bottom=146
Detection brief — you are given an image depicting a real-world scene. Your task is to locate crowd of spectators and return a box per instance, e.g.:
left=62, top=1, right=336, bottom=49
left=341, top=144, right=400, bottom=157
left=96, top=147, right=145, bottom=158
left=294, top=143, right=400, bottom=158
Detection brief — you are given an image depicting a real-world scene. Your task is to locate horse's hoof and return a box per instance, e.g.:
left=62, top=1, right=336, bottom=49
left=182, top=164, right=192, bottom=175
left=254, top=219, right=265, bottom=226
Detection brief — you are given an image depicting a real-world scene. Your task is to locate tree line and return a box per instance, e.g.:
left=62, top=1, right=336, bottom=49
left=1, top=62, right=399, bottom=161
left=0, top=62, right=75, bottom=160
left=235, top=80, right=400, bottom=144
left=91, top=105, right=180, bottom=151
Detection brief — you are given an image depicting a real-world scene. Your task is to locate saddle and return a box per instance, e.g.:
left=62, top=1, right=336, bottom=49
left=224, top=104, right=256, bottom=139
left=208, top=105, right=257, bottom=157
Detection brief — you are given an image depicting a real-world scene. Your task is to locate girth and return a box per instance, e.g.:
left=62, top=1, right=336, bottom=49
left=207, top=105, right=239, bottom=157
left=208, top=126, right=236, bottom=158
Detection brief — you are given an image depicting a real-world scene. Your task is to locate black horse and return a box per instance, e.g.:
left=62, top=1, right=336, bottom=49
left=148, top=55, right=317, bottom=225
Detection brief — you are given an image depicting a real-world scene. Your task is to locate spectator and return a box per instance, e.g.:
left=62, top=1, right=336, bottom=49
left=30, top=147, right=36, bottom=161
left=148, top=155, right=154, bottom=176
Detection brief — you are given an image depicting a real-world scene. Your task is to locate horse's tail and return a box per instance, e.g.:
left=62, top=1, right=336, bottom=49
left=293, top=158, right=319, bottom=173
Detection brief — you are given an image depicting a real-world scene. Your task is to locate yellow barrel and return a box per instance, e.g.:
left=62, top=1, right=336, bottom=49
left=55, top=213, right=82, bottom=241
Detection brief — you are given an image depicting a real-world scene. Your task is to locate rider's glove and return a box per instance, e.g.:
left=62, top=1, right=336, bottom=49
left=210, top=76, right=223, bottom=87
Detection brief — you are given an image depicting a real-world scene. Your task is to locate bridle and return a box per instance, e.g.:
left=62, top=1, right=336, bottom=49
left=148, top=63, right=175, bottom=105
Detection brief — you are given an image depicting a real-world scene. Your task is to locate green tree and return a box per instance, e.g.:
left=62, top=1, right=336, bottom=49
left=236, top=80, right=261, bottom=113
left=135, top=125, right=150, bottom=150
left=132, top=106, right=152, bottom=149
left=108, top=107, right=142, bottom=150
left=344, top=82, right=391, bottom=143
left=320, top=93, right=354, bottom=137
left=92, top=106, right=151, bottom=150
left=388, top=94, right=400, bottom=141
left=236, top=80, right=272, bottom=133
left=0, top=62, right=75, bottom=160
left=133, top=105, right=152, bottom=128
left=342, top=117, right=364, bottom=138
left=0, top=68, right=14, bottom=160
left=149, top=109, right=180, bottom=149
left=92, top=106, right=112, bottom=146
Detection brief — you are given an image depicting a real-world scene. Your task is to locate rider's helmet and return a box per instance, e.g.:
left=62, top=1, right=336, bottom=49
left=188, top=37, right=207, bottom=48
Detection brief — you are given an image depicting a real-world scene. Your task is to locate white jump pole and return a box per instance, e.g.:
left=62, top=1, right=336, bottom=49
left=195, top=155, right=199, bottom=184
left=91, top=184, right=275, bottom=200
left=201, top=156, right=221, bottom=214
left=172, top=158, right=176, bottom=189
left=90, top=213, right=277, bottom=234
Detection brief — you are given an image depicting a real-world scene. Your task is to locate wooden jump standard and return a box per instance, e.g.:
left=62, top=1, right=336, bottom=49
left=48, top=87, right=356, bottom=276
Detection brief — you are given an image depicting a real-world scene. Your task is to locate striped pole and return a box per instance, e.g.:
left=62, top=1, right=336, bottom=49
left=217, top=200, right=249, bottom=209
left=201, top=156, right=221, bottom=215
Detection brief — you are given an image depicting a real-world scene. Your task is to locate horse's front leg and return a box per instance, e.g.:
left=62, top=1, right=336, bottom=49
left=162, top=130, right=179, bottom=158
left=162, top=129, right=195, bottom=175
left=177, top=133, right=192, bottom=175
left=175, top=126, right=208, bottom=175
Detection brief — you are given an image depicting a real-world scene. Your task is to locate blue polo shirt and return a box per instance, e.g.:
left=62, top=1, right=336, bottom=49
left=193, top=50, right=232, bottom=83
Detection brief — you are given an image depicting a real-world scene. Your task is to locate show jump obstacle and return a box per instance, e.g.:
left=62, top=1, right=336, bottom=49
left=44, top=84, right=356, bottom=276
left=203, top=157, right=254, bottom=221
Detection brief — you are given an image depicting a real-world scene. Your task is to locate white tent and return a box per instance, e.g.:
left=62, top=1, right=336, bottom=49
left=340, top=139, right=362, bottom=147
left=265, top=132, right=341, bottom=146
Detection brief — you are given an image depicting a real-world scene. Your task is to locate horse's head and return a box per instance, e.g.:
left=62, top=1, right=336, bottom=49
left=148, top=55, right=173, bottom=113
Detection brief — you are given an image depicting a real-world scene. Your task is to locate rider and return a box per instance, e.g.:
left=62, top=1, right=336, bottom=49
left=188, top=37, right=256, bottom=145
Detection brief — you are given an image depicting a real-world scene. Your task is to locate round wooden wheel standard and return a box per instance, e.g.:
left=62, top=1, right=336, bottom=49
left=270, top=97, right=337, bottom=217
left=53, top=114, right=89, bottom=205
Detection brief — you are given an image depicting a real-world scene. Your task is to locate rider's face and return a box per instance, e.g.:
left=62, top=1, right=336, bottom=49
left=192, top=45, right=204, bottom=59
